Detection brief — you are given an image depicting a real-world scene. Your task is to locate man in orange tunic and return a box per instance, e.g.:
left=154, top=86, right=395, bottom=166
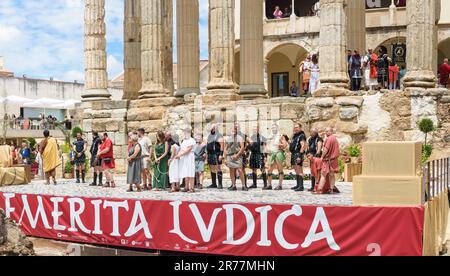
left=306, top=152, right=332, bottom=194
left=318, top=128, right=340, bottom=193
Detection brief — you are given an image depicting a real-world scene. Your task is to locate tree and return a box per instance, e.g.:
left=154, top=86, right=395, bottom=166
left=418, top=118, right=436, bottom=163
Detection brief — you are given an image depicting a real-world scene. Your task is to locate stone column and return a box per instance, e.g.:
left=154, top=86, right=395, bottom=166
left=176, top=0, right=200, bottom=97
left=123, top=0, right=141, bottom=100
left=163, top=0, right=174, bottom=95
left=404, top=0, right=438, bottom=88
left=139, top=0, right=166, bottom=99
left=239, top=0, right=267, bottom=99
left=317, top=0, right=349, bottom=90
left=82, top=0, right=110, bottom=101
left=207, top=0, right=238, bottom=98
left=346, top=0, right=366, bottom=54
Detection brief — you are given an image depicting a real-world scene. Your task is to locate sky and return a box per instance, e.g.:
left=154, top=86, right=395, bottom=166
left=0, top=0, right=209, bottom=82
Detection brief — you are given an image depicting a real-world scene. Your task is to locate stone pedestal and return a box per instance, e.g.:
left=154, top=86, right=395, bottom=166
left=353, top=142, right=424, bottom=206
left=403, top=0, right=438, bottom=88
left=82, top=0, right=111, bottom=102
left=239, top=0, right=267, bottom=99
left=123, top=0, right=142, bottom=100
left=176, top=0, right=200, bottom=97
left=206, top=0, right=238, bottom=98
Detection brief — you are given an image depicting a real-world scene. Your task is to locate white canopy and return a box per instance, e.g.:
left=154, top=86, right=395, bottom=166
left=2, top=95, right=34, bottom=105
left=50, top=99, right=81, bottom=109
left=23, top=98, right=65, bottom=108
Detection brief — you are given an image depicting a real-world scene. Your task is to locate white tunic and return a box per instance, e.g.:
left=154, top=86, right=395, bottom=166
left=169, top=144, right=180, bottom=183
left=179, top=138, right=196, bottom=179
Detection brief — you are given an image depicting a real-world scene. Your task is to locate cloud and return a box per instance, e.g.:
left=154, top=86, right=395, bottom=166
left=0, top=0, right=210, bottom=82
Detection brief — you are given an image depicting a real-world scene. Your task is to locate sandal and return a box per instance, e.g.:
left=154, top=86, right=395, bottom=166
left=103, top=182, right=110, bottom=188
left=274, top=186, right=283, bottom=191
left=188, top=189, right=196, bottom=193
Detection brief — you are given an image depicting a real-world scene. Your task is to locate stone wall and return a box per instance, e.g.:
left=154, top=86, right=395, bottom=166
left=0, top=209, right=34, bottom=256
left=79, top=88, right=449, bottom=173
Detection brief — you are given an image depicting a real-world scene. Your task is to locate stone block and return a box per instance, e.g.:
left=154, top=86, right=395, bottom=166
left=278, top=120, right=294, bottom=136
left=92, top=120, right=107, bottom=132
left=314, top=88, right=350, bottom=97
left=111, top=109, right=128, bottom=119
left=339, top=107, right=359, bottom=120
left=236, top=105, right=258, bottom=121
left=258, top=105, right=280, bottom=121
left=280, top=103, right=305, bottom=119
left=336, top=122, right=368, bottom=134
left=128, top=120, right=163, bottom=134
left=129, top=97, right=178, bottom=109
left=307, top=106, right=321, bottom=121
left=335, top=97, right=364, bottom=107
left=114, top=132, right=127, bottom=146
left=105, top=120, right=120, bottom=132
left=441, top=96, right=450, bottom=103
left=308, top=97, right=334, bottom=108
left=82, top=119, right=93, bottom=133
left=92, top=111, right=112, bottom=119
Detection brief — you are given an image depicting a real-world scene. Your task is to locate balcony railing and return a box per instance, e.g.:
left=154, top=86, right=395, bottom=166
left=423, top=157, right=450, bottom=203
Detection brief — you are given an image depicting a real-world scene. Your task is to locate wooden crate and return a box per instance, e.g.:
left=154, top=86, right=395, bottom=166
left=344, top=163, right=362, bottom=182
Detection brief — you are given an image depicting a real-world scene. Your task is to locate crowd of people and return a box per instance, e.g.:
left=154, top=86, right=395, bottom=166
left=58, top=123, right=341, bottom=195
left=9, top=124, right=342, bottom=195
left=2, top=113, right=73, bottom=131
left=271, top=2, right=320, bottom=19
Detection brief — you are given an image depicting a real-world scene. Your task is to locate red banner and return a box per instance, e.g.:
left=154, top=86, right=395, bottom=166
left=0, top=192, right=425, bottom=256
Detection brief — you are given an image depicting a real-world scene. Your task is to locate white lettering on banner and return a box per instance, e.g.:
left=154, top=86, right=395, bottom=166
left=103, top=201, right=129, bottom=237
left=302, top=207, right=340, bottom=251
left=189, top=203, right=222, bottom=243
left=170, top=201, right=199, bottom=244
left=223, top=204, right=255, bottom=245
left=275, top=205, right=303, bottom=250
left=4, top=193, right=16, bottom=217
left=68, top=198, right=91, bottom=234
left=125, top=201, right=153, bottom=239
left=366, top=0, right=381, bottom=8
left=91, top=200, right=103, bottom=235
left=19, top=195, right=51, bottom=230
left=255, top=206, right=273, bottom=247
left=50, top=197, right=66, bottom=231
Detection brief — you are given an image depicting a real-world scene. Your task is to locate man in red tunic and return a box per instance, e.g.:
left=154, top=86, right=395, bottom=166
left=306, top=152, right=332, bottom=194
left=318, top=128, right=340, bottom=193
left=438, top=58, right=450, bottom=88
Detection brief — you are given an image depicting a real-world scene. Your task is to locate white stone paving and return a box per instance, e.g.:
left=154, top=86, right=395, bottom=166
left=0, top=177, right=353, bottom=206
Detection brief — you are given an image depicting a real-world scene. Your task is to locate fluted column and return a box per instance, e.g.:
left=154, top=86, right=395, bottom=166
left=163, top=0, right=174, bottom=95
left=404, top=0, right=439, bottom=88
left=123, top=0, right=141, bottom=100
left=176, top=0, right=200, bottom=97
left=239, top=0, right=267, bottom=99
left=346, top=0, right=366, bottom=54
left=207, top=0, right=237, bottom=96
left=139, top=0, right=166, bottom=99
left=83, top=0, right=110, bottom=102
left=318, top=0, right=349, bottom=89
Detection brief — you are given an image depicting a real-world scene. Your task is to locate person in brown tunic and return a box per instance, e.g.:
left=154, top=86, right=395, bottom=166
left=317, top=128, right=340, bottom=193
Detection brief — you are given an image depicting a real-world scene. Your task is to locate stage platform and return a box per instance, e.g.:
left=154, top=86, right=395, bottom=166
left=0, top=177, right=428, bottom=256
left=0, top=177, right=353, bottom=206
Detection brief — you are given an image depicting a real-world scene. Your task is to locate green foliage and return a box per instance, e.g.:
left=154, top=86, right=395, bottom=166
left=64, top=160, right=73, bottom=174
left=422, top=144, right=433, bottom=164
left=61, top=143, right=71, bottom=154
left=338, top=158, right=345, bottom=174
left=418, top=118, right=435, bottom=135
left=347, top=144, right=361, bottom=158
left=27, top=138, right=37, bottom=149
left=85, top=158, right=90, bottom=172
left=71, top=126, right=83, bottom=139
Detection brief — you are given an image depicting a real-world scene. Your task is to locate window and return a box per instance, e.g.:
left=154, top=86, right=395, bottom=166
left=271, top=73, right=289, bottom=98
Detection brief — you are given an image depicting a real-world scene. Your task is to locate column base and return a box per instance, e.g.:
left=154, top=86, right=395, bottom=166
left=313, top=87, right=351, bottom=98
left=202, top=89, right=242, bottom=105
left=239, top=85, right=268, bottom=100
left=138, top=83, right=168, bottom=99
left=175, top=88, right=201, bottom=98
left=403, top=71, right=437, bottom=89
left=81, top=89, right=111, bottom=102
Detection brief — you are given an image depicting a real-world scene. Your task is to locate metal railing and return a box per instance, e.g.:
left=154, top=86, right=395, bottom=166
left=423, top=157, right=450, bottom=202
